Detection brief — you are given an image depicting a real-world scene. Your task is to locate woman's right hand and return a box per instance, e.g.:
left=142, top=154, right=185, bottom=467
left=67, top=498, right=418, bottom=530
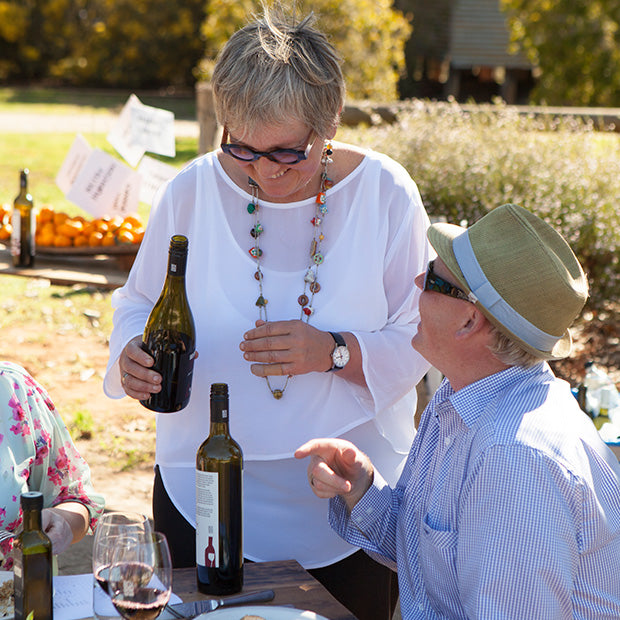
left=119, top=335, right=162, bottom=400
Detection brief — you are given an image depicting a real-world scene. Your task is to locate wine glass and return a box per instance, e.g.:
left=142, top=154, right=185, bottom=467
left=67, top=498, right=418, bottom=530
left=93, top=512, right=152, bottom=620
left=108, top=532, right=172, bottom=620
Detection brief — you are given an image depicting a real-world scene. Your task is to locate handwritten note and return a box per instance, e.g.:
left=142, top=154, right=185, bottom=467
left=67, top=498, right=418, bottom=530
left=137, top=156, right=178, bottom=205
left=56, top=134, right=93, bottom=195
left=65, top=149, right=142, bottom=218
left=108, top=94, right=175, bottom=167
left=53, top=573, right=182, bottom=620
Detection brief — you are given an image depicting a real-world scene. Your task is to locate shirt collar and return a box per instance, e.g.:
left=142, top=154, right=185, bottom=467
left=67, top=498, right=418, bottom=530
left=432, top=362, right=549, bottom=429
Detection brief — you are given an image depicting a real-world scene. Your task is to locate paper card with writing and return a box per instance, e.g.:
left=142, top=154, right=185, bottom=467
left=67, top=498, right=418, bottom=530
left=56, top=134, right=93, bottom=194
left=137, top=155, right=177, bottom=205
left=66, top=149, right=141, bottom=218
left=130, top=100, right=176, bottom=159
left=107, top=94, right=146, bottom=168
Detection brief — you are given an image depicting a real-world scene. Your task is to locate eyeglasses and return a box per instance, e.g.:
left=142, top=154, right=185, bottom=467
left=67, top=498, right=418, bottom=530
left=220, top=128, right=316, bottom=165
left=423, top=260, right=473, bottom=302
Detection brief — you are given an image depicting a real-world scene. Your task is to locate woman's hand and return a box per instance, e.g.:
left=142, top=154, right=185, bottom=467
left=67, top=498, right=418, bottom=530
left=294, top=438, right=374, bottom=511
left=240, top=319, right=335, bottom=377
left=119, top=335, right=162, bottom=400
left=42, top=503, right=89, bottom=555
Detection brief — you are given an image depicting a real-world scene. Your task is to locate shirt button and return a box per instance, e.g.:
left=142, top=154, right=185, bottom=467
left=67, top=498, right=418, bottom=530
left=444, top=436, right=451, bottom=446
left=418, top=603, right=424, bottom=611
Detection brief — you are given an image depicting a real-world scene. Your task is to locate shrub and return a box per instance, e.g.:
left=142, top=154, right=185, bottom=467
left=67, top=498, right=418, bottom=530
left=337, top=100, right=620, bottom=309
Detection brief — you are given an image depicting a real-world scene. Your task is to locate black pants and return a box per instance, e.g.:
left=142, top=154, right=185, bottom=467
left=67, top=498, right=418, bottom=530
left=153, top=466, right=398, bottom=620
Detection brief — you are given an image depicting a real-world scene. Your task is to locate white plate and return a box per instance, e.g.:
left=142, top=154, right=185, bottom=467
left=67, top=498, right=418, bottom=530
left=0, top=571, right=13, bottom=620
left=195, top=605, right=329, bottom=620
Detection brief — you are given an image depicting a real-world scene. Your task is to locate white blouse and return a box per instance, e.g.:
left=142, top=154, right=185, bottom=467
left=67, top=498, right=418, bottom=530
left=104, top=146, right=432, bottom=568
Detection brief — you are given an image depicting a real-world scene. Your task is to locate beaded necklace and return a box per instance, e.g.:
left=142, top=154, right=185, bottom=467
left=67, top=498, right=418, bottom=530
left=247, top=140, right=334, bottom=399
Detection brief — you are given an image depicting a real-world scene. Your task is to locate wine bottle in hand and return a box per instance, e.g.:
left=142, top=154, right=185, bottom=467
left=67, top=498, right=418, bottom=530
left=196, top=383, right=244, bottom=594
left=141, top=235, right=196, bottom=413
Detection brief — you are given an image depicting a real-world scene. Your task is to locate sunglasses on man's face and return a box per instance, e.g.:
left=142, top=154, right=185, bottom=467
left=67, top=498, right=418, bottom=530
left=220, top=129, right=316, bottom=165
left=423, top=260, right=473, bottom=302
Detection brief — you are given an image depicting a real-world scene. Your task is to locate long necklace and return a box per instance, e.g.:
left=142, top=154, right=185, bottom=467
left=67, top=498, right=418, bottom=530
left=248, top=140, right=334, bottom=399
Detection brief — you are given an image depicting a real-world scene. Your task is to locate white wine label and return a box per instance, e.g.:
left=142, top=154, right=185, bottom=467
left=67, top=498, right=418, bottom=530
left=196, top=470, right=219, bottom=567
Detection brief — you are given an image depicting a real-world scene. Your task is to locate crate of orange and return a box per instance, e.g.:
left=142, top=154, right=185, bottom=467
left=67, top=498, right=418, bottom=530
left=34, top=208, right=145, bottom=271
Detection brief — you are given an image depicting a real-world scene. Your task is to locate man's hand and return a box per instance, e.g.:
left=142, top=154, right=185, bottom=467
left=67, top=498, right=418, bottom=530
left=295, top=438, right=374, bottom=511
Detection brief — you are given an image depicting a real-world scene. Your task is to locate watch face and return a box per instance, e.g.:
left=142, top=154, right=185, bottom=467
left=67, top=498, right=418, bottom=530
left=332, top=345, right=350, bottom=368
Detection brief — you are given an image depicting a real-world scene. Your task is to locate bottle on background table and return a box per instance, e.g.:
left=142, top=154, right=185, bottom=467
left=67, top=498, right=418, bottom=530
left=141, top=234, right=196, bottom=413
left=14, top=491, right=53, bottom=620
left=196, top=383, right=243, bottom=595
left=11, top=169, right=35, bottom=268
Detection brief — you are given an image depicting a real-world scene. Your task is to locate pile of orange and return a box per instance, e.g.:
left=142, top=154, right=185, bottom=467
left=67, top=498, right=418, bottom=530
left=0, top=204, right=12, bottom=241
left=35, top=207, right=145, bottom=248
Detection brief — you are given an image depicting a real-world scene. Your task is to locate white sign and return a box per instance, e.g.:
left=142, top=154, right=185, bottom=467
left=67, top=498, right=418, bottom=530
left=55, top=134, right=93, bottom=194
left=66, top=149, right=141, bottom=218
left=137, top=155, right=177, bottom=205
left=108, top=94, right=175, bottom=167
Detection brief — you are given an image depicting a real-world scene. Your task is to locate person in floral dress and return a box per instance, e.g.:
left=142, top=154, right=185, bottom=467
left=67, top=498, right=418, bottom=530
left=0, top=361, right=104, bottom=569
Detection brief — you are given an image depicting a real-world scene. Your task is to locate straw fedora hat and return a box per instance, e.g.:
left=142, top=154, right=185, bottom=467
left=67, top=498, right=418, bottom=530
left=428, top=204, right=589, bottom=360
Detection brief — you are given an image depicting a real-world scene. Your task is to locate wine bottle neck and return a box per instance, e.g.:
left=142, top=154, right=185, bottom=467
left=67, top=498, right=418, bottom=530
left=210, top=398, right=230, bottom=428
left=167, top=249, right=188, bottom=278
left=22, top=508, right=43, bottom=531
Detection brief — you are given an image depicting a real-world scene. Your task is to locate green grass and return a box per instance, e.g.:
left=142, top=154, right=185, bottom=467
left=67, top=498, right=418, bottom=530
left=0, top=86, right=196, bottom=119
left=0, top=132, right=198, bottom=217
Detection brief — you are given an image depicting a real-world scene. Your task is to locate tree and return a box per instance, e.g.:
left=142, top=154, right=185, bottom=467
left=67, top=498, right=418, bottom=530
left=501, top=0, right=620, bottom=106
left=199, top=0, right=412, bottom=101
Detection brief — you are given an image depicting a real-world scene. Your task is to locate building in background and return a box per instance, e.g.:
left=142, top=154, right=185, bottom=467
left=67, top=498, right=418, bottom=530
left=397, top=0, right=534, bottom=103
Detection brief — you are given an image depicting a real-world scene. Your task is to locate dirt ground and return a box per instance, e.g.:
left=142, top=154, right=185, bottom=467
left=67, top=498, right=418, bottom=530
left=1, top=316, right=155, bottom=518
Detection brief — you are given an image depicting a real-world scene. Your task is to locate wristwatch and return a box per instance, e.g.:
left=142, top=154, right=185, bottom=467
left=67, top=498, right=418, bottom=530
left=328, top=332, right=350, bottom=371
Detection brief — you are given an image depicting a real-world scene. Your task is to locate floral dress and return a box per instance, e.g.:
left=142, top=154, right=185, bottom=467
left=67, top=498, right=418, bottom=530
left=0, top=361, right=105, bottom=569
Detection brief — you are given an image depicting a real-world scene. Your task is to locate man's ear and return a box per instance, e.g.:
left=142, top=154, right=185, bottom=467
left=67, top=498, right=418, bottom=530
left=455, top=305, right=487, bottom=339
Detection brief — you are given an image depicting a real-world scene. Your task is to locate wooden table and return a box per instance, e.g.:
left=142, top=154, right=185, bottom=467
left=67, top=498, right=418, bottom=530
left=172, top=560, right=358, bottom=619
left=0, top=245, right=131, bottom=289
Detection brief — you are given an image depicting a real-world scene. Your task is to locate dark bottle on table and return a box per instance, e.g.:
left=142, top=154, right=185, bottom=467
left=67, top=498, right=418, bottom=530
left=196, top=383, right=243, bottom=594
left=141, top=235, right=196, bottom=412
left=11, top=169, right=35, bottom=268
left=14, top=491, right=53, bottom=620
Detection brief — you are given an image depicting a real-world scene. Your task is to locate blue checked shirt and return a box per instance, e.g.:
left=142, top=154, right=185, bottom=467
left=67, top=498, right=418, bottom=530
left=330, top=363, right=620, bottom=619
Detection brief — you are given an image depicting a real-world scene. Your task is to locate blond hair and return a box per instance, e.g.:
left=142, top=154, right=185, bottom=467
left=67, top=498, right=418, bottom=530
left=212, top=7, right=345, bottom=138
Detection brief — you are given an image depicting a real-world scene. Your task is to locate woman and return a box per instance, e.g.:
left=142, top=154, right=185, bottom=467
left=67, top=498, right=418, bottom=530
left=104, top=8, right=431, bottom=620
left=0, top=361, right=104, bottom=569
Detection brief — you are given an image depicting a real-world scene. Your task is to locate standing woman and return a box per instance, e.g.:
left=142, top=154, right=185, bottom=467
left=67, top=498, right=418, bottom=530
left=104, top=7, right=431, bottom=619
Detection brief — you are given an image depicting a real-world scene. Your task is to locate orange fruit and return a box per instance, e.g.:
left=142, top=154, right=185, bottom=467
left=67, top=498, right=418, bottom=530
left=74, top=234, right=89, bottom=247
left=132, top=227, right=145, bottom=243
left=37, top=229, right=55, bottom=246
left=108, top=215, right=124, bottom=231
left=38, top=207, right=54, bottom=224
left=81, top=221, right=95, bottom=237
left=122, top=214, right=143, bottom=229
left=58, top=219, right=84, bottom=238
left=94, top=219, right=110, bottom=234
left=88, top=231, right=104, bottom=247
left=0, top=223, right=11, bottom=240
left=102, top=231, right=116, bottom=247
left=53, top=233, right=72, bottom=247
left=116, top=229, right=135, bottom=244
left=53, top=212, right=69, bottom=226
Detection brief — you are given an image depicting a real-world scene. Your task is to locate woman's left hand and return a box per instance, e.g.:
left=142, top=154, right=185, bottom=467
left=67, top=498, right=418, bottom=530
left=240, top=319, right=334, bottom=377
left=42, top=508, right=74, bottom=555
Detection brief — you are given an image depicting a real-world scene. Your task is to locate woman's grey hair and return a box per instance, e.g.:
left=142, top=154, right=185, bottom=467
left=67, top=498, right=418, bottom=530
left=486, top=323, right=544, bottom=368
left=212, top=7, right=345, bottom=138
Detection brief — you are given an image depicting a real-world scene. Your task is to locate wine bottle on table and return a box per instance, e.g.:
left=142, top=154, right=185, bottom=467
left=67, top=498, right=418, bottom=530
left=14, top=491, right=53, bottom=620
left=196, top=383, right=243, bottom=594
left=11, top=169, right=35, bottom=268
left=141, top=234, right=196, bottom=413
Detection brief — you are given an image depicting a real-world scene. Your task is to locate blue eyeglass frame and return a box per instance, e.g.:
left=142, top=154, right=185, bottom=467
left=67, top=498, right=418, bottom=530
left=423, top=260, right=473, bottom=302
left=220, top=128, right=315, bottom=164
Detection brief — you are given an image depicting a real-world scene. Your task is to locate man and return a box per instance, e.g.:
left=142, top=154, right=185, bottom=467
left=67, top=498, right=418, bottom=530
left=296, top=204, right=620, bottom=619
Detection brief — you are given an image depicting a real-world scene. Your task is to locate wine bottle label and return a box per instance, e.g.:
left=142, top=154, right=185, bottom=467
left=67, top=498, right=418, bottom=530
left=196, top=470, right=219, bottom=568
left=10, top=212, right=21, bottom=257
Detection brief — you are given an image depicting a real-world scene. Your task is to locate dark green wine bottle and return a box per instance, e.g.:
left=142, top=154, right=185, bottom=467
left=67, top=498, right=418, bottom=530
left=14, top=492, right=53, bottom=620
left=196, top=383, right=243, bottom=594
left=141, top=235, right=196, bottom=413
left=11, top=169, right=35, bottom=268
